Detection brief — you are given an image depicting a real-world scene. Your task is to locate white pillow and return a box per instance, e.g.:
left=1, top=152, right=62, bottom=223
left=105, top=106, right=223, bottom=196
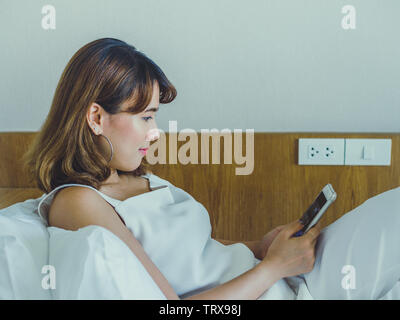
left=48, top=225, right=167, bottom=300
left=0, top=195, right=52, bottom=299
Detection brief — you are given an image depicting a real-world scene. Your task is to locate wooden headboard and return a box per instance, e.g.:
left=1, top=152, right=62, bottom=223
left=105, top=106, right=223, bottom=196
left=1, top=132, right=399, bottom=241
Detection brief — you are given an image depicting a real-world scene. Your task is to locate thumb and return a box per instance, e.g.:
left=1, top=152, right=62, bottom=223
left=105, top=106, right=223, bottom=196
left=275, top=225, right=286, bottom=232
left=282, top=220, right=304, bottom=238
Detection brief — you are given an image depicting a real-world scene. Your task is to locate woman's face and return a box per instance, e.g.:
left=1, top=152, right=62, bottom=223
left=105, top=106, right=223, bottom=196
left=87, top=82, right=160, bottom=178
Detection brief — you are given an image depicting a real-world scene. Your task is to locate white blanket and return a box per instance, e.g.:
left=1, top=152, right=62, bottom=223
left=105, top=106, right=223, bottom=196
left=0, top=186, right=399, bottom=299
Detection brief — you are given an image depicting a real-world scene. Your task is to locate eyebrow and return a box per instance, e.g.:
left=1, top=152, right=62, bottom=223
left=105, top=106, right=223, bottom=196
left=145, top=107, right=159, bottom=112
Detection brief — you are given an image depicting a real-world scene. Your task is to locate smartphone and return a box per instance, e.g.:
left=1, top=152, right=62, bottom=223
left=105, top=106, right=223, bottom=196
left=293, top=184, right=337, bottom=237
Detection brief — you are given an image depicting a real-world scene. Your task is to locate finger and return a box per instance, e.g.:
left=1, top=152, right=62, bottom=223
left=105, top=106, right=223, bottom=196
left=311, top=233, right=318, bottom=245
left=283, top=220, right=304, bottom=238
left=313, top=220, right=323, bottom=230
left=312, top=237, right=318, bottom=248
left=306, top=226, right=321, bottom=241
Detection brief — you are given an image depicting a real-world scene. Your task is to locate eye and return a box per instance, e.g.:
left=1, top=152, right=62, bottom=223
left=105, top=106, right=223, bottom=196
left=142, top=116, right=153, bottom=122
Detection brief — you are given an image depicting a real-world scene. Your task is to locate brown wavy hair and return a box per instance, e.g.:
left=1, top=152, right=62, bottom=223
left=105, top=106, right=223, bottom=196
left=22, top=38, right=177, bottom=194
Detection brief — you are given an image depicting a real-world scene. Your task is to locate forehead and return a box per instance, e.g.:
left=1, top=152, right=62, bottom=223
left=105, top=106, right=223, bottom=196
left=121, top=81, right=160, bottom=112
left=144, top=84, right=159, bottom=112
left=148, top=82, right=160, bottom=106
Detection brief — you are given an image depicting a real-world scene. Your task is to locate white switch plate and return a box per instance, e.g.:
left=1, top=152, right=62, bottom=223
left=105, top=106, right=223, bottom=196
left=298, top=138, right=345, bottom=165
left=344, top=139, right=392, bottom=166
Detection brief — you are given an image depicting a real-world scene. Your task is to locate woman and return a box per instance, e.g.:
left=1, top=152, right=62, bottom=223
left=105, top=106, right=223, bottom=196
left=25, top=38, right=400, bottom=300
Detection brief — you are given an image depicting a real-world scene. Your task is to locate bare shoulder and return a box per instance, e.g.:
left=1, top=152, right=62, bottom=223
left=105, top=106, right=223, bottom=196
left=47, top=184, right=179, bottom=299
left=48, top=186, right=116, bottom=230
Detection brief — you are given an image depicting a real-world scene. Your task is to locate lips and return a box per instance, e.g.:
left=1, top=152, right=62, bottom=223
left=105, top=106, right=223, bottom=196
left=139, top=148, right=148, bottom=156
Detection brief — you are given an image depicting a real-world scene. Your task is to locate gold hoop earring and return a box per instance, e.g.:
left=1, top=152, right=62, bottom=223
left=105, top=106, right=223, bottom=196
left=91, top=124, right=113, bottom=163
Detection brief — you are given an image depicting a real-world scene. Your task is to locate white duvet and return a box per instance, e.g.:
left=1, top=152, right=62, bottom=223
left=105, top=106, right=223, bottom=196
left=0, top=186, right=399, bottom=299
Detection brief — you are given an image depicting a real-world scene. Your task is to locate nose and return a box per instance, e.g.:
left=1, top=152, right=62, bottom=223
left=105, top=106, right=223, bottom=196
left=146, top=128, right=160, bottom=142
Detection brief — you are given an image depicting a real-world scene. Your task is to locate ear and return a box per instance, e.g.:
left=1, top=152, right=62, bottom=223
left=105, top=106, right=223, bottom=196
left=86, top=102, right=105, bottom=135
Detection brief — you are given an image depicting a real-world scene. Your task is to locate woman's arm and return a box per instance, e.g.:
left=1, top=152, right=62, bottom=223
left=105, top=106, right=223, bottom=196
left=215, top=238, right=261, bottom=259
left=195, top=222, right=319, bottom=300
left=184, top=259, right=280, bottom=300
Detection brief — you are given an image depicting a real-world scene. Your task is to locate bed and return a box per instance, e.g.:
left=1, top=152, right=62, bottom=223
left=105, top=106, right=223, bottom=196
left=0, top=131, right=399, bottom=299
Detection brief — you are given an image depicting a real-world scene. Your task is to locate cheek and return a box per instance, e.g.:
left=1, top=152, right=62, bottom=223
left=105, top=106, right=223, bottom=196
left=119, top=119, right=144, bottom=147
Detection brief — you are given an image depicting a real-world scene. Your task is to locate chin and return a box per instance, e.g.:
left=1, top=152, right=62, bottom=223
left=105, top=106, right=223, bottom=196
left=118, top=163, right=140, bottom=173
left=129, top=163, right=141, bottom=172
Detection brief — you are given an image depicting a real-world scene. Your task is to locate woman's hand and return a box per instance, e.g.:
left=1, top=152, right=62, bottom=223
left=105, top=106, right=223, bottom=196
left=260, top=220, right=321, bottom=279
left=255, top=225, right=286, bottom=260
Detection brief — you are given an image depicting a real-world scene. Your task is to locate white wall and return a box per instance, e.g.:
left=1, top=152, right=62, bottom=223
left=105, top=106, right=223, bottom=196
left=1, top=0, right=399, bottom=133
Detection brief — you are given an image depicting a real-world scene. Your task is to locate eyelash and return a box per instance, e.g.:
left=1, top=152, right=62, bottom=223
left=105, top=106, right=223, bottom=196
left=142, top=116, right=153, bottom=122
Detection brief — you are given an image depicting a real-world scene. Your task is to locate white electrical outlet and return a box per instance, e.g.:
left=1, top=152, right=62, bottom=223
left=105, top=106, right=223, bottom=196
left=299, top=138, right=345, bottom=165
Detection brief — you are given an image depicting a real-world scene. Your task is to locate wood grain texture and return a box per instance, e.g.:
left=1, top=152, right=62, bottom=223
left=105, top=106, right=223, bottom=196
left=0, top=188, right=44, bottom=209
left=1, top=132, right=399, bottom=242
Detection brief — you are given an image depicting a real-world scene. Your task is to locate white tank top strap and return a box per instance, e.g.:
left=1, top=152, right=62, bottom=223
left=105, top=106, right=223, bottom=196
left=37, top=182, right=118, bottom=226
left=37, top=173, right=161, bottom=226
left=144, top=172, right=170, bottom=190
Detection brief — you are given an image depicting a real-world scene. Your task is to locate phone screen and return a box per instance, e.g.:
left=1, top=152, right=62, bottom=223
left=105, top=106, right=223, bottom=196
left=293, top=191, right=327, bottom=237
left=300, top=192, right=327, bottom=227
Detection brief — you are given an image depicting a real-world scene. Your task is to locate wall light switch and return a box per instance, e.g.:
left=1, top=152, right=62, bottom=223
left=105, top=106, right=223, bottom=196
left=362, top=146, right=374, bottom=160
left=345, top=139, right=391, bottom=166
